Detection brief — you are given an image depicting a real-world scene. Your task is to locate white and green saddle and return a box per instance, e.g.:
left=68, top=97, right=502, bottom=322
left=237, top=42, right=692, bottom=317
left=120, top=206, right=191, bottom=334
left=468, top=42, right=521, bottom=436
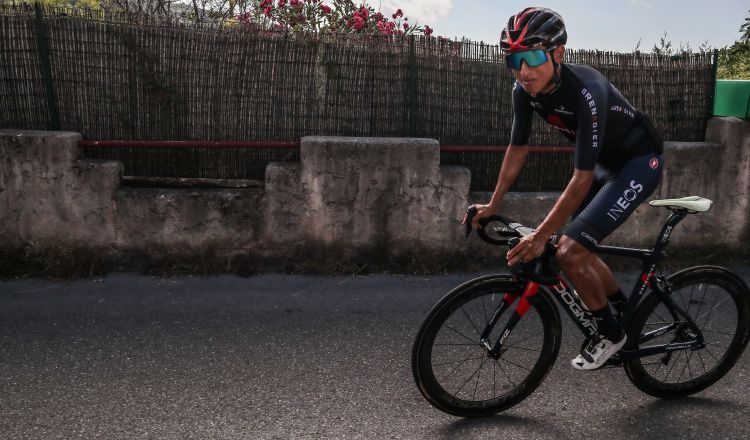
left=648, top=196, right=713, bottom=213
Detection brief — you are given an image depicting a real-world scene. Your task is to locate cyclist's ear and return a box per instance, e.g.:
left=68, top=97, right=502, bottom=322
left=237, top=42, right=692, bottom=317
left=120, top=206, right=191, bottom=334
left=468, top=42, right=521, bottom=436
left=554, top=45, right=565, bottom=63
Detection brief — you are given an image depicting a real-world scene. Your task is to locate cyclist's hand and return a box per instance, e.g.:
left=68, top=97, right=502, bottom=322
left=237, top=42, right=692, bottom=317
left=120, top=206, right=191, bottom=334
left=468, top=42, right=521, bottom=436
left=506, top=232, right=546, bottom=266
left=462, top=204, right=497, bottom=230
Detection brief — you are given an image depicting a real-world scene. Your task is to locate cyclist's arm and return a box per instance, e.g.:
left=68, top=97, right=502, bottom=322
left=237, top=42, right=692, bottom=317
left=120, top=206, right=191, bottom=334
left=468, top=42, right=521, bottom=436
left=488, top=145, right=528, bottom=211
left=468, top=82, right=533, bottom=227
left=468, top=144, right=528, bottom=228
left=489, top=82, right=533, bottom=210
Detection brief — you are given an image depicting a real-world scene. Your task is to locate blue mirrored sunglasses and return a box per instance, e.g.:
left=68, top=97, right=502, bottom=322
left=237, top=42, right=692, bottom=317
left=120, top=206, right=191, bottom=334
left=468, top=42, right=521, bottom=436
left=505, top=49, right=549, bottom=70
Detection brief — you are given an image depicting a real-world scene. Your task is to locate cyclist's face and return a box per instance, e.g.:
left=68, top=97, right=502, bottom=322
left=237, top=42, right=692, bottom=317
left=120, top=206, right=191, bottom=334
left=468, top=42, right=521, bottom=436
left=510, top=46, right=563, bottom=95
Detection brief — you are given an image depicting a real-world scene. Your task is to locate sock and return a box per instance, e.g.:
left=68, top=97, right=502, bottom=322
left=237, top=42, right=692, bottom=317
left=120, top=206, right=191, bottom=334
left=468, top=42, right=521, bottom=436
left=608, top=289, right=628, bottom=315
left=592, top=305, right=623, bottom=341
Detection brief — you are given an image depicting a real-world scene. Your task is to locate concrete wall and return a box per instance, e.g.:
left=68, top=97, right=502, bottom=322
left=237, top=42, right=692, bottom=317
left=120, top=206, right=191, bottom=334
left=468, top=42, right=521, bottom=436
left=264, top=137, right=470, bottom=252
left=1, top=118, right=749, bottom=269
left=0, top=131, right=121, bottom=249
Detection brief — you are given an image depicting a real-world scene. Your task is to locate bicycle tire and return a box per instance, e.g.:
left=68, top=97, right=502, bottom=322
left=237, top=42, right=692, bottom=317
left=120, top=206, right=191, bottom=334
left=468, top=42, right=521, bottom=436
left=624, top=266, right=750, bottom=399
left=411, top=275, right=562, bottom=417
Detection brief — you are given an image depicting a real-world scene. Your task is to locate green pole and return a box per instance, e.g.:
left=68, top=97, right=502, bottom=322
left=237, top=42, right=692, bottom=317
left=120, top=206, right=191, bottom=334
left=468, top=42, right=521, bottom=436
left=710, top=49, right=719, bottom=117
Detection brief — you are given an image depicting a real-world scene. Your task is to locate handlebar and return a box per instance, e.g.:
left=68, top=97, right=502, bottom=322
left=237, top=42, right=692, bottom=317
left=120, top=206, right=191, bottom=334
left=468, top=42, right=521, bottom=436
left=465, top=205, right=559, bottom=285
left=464, top=206, right=517, bottom=245
left=465, top=206, right=551, bottom=244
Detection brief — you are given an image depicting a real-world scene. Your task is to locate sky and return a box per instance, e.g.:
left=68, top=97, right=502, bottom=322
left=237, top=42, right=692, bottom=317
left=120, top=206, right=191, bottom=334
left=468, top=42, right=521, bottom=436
left=377, top=0, right=749, bottom=52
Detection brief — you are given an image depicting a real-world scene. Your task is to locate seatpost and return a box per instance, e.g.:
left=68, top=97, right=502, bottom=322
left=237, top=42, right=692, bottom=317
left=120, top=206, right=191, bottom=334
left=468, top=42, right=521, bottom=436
left=652, top=209, right=689, bottom=257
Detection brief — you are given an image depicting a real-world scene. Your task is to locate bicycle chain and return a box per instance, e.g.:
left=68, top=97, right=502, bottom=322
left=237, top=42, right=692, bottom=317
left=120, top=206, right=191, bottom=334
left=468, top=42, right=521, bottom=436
left=599, top=321, right=690, bottom=370
left=600, top=360, right=667, bottom=369
left=644, top=320, right=686, bottom=326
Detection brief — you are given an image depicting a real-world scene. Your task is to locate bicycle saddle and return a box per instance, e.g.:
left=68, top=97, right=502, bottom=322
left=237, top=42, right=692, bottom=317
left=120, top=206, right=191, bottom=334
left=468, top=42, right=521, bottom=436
left=649, top=196, right=713, bottom=213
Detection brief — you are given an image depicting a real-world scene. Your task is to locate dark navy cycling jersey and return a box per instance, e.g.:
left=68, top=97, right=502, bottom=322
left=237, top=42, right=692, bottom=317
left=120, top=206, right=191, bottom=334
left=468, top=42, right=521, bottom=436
left=510, top=63, right=663, bottom=170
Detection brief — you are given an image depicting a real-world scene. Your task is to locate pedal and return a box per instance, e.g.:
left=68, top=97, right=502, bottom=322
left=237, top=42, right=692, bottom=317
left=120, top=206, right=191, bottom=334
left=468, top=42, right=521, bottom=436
left=602, top=354, right=623, bottom=368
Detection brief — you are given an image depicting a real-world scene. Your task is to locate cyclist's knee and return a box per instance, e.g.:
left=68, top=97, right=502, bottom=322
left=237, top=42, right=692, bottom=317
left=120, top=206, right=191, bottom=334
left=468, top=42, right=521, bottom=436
left=555, top=236, right=591, bottom=270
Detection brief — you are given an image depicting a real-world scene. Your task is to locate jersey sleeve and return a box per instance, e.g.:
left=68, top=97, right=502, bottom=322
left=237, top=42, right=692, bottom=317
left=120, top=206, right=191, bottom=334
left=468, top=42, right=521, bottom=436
left=509, top=81, right=533, bottom=146
left=574, top=81, right=609, bottom=170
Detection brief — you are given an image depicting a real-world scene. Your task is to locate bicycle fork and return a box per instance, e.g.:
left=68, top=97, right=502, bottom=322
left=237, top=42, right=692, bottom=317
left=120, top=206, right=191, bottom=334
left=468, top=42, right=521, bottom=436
left=479, top=282, right=541, bottom=359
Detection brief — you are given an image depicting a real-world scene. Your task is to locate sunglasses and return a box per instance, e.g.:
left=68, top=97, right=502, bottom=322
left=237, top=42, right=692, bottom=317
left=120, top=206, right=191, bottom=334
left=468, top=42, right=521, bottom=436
left=505, top=49, right=551, bottom=70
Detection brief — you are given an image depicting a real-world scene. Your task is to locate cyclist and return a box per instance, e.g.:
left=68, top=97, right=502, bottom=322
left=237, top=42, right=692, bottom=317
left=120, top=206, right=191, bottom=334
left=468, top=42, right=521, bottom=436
left=465, top=7, right=664, bottom=370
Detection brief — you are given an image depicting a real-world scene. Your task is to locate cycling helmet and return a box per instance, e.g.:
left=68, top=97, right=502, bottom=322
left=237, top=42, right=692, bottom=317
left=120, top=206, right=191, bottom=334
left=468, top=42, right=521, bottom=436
left=500, top=7, right=567, bottom=53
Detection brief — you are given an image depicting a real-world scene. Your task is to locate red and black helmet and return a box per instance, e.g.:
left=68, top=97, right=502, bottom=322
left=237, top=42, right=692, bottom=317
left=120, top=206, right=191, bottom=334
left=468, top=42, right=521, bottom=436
left=501, top=7, right=567, bottom=52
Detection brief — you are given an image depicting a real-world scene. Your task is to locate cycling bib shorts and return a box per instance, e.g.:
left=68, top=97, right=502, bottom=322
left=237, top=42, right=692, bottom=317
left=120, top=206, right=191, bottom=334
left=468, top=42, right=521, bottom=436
left=564, top=153, right=663, bottom=250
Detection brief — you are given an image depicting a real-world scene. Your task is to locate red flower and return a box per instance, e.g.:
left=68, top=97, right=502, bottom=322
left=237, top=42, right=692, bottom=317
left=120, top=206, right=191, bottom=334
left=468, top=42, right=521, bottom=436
left=277, top=0, right=286, bottom=6
left=403, top=23, right=409, bottom=31
left=320, top=4, right=332, bottom=14
left=353, top=16, right=365, bottom=30
left=392, top=8, right=403, bottom=19
left=264, top=6, right=273, bottom=17
left=424, top=25, right=433, bottom=36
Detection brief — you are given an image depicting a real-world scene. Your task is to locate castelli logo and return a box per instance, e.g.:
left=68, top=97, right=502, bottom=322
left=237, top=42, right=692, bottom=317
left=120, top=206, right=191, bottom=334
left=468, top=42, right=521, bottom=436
left=649, top=158, right=659, bottom=169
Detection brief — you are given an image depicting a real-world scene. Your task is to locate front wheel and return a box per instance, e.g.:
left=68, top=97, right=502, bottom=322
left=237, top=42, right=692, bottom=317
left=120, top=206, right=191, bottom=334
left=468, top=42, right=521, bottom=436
left=624, top=266, right=750, bottom=398
left=411, top=275, right=562, bottom=417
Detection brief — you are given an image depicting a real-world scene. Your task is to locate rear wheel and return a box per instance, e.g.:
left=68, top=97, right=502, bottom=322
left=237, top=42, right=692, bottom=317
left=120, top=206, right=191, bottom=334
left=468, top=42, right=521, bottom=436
left=624, top=266, right=750, bottom=398
left=412, top=276, right=562, bottom=417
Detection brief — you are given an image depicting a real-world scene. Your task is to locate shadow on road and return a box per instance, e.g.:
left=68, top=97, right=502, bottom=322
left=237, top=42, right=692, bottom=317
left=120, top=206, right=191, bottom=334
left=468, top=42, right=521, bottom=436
left=615, top=396, right=748, bottom=438
left=437, top=413, right=567, bottom=439
left=647, top=395, right=746, bottom=411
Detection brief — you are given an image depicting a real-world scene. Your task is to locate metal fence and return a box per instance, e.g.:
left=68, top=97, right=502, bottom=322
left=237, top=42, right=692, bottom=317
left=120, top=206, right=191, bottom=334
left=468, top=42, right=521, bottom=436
left=0, top=4, right=717, bottom=190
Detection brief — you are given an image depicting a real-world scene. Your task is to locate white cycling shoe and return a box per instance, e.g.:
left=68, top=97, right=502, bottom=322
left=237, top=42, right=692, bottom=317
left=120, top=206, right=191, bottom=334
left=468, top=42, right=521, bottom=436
left=571, top=334, right=627, bottom=370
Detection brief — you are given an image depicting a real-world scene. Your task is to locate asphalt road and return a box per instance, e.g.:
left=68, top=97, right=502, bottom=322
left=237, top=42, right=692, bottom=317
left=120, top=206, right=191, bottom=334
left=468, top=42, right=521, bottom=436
left=1, top=269, right=749, bottom=440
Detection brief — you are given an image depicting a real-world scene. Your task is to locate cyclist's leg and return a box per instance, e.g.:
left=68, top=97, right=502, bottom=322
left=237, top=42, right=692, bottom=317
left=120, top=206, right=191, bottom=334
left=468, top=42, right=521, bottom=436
left=555, top=163, right=620, bottom=311
left=555, top=166, right=615, bottom=309
left=559, top=152, right=664, bottom=309
left=555, top=238, right=617, bottom=310
left=559, top=153, right=663, bottom=369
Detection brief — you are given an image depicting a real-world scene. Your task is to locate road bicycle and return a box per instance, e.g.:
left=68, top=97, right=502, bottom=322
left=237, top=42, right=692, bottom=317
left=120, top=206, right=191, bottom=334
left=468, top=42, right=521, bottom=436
left=411, top=196, right=750, bottom=417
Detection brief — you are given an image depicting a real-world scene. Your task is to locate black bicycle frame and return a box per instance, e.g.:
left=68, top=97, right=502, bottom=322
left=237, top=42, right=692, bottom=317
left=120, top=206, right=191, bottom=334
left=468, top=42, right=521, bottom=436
left=483, top=209, right=707, bottom=361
